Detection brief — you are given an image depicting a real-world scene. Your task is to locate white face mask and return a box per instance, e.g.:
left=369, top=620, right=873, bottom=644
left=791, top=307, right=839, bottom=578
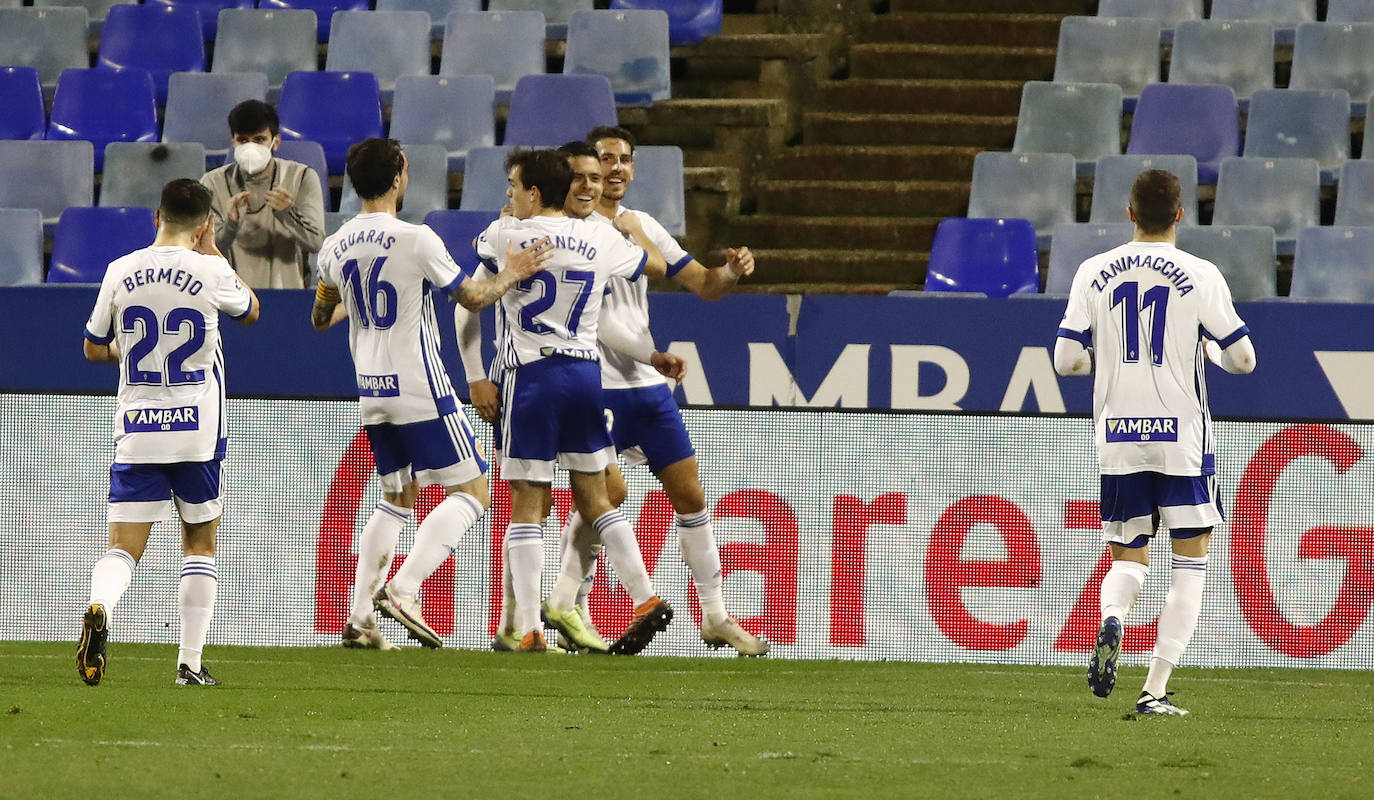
left=233, top=142, right=272, bottom=175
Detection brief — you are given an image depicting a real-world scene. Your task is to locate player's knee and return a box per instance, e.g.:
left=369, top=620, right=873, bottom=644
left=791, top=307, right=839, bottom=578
left=451, top=475, right=491, bottom=511
left=607, top=473, right=629, bottom=508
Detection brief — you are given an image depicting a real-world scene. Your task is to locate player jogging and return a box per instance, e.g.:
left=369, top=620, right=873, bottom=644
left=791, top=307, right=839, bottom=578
left=78, top=178, right=261, bottom=686
left=1055, top=169, right=1257, bottom=716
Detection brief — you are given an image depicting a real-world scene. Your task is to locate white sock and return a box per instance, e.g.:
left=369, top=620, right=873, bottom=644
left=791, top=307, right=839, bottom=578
left=177, top=556, right=217, bottom=673
left=1144, top=553, right=1208, bottom=697
left=497, top=537, right=516, bottom=636
left=1099, top=560, right=1149, bottom=622
left=390, top=493, right=484, bottom=600
left=350, top=501, right=411, bottom=626
left=677, top=510, right=726, bottom=625
left=505, top=524, right=544, bottom=635
left=550, top=512, right=600, bottom=612
left=594, top=509, right=653, bottom=606
left=569, top=512, right=602, bottom=614
left=89, top=548, right=136, bottom=613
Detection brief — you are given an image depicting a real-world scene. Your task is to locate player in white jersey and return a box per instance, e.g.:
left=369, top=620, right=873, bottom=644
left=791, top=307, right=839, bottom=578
left=311, top=139, right=552, bottom=650
left=78, top=179, right=261, bottom=687
left=1055, top=169, right=1256, bottom=716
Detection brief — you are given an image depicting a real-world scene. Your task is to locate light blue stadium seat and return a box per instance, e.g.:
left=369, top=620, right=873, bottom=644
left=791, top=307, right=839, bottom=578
left=163, top=71, right=269, bottom=165
left=925, top=217, right=1040, bottom=297
left=97, top=4, right=205, bottom=105
left=278, top=71, right=384, bottom=175
left=967, top=151, right=1076, bottom=247
left=1213, top=157, right=1319, bottom=255
left=1168, top=20, right=1273, bottom=109
left=1327, top=0, right=1374, bottom=23
left=377, top=0, right=479, bottom=39
left=1209, top=0, right=1314, bottom=44
left=622, top=145, right=685, bottom=236
left=99, top=142, right=207, bottom=209
left=225, top=138, right=331, bottom=210
left=564, top=9, right=670, bottom=106
left=390, top=75, right=496, bottom=173
left=0, top=209, right=45, bottom=286
left=1090, top=154, right=1199, bottom=225
left=425, top=209, right=500, bottom=274
left=145, top=0, right=252, bottom=40
left=340, top=144, right=448, bottom=224
left=1045, top=222, right=1135, bottom=295
left=611, top=0, right=720, bottom=45
left=0, top=140, right=94, bottom=229
left=325, top=11, right=433, bottom=97
left=1175, top=225, right=1276, bottom=300
left=1291, top=226, right=1374, bottom=301
left=1290, top=22, right=1374, bottom=117
left=1334, top=161, right=1374, bottom=226
left=504, top=74, right=617, bottom=147
left=46, top=68, right=158, bottom=173
left=0, top=8, right=89, bottom=97
left=48, top=206, right=156, bottom=283
left=34, top=0, right=131, bottom=34
left=458, top=146, right=515, bottom=211
left=1126, top=83, right=1240, bottom=184
left=0, top=67, right=46, bottom=141
left=1243, top=89, right=1349, bottom=184
left=258, top=0, right=368, bottom=42
left=439, top=11, right=545, bottom=106
left=212, top=9, right=317, bottom=98
left=306, top=209, right=353, bottom=283
left=1011, top=81, right=1122, bottom=177
left=1053, top=16, right=1161, bottom=109
left=489, top=0, right=591, bottom=39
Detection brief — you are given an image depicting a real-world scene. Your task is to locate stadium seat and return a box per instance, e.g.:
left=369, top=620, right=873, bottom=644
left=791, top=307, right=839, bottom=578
left=0, top=67, right=46, bottom=141
left=390, top=75, right=496, bottom=172
left=564, top=9, right=671, bottom=106
left=34, top=0, right=131, bottom=34
left=1053, top=16, right=1161, bottom=109
left=97, top=4, right=206, bottom=105
left=0, top=208, right=45, bottom=287
left=48, top=206, right=156, bottom=283
left=162, top=71, right=269, bottom=164
left=925, top=217, right=1040, bottom=297
left=621, top=145, right=685, bottom=236
left=1242, top=89, right=1350, bottom=184
left=377, top=0, right=479, bottom=38
left=611, top=0, right=720, bottom=46
left=212, top=9, right=317, bottom=97
left=1209, top=0, right=1314, bottom=44
left=488, top=0, right=592, bottom=39
left=1289, top=22, right=1374, bottom=117
left=425, top=209, right=500, bottom=273
left=458, top=146, right=515, bottom=211
left=1175, top=225, right=1276, bottom=300
left=439, top=11, right=545, bottom=105
left=325, top=11, right=433, bottom=97
left=504, top=75, right=616, bottom=147
left=1168, top=20, right=1273, bottom=109
left=46, top=68, right=158, bottom=173
left=1090, top=154, right=1199, bottom=225
left=339, top=144, right=448, bottom=225
left=966, top=151, right=1076, bottom=247
left=99, top=142, right=207, bottom=209
left=145, top=0, right=252, bottom=40
left=1334, top=161, right=1374, bottom=226
left=258, top=0, right=368, bottom=42
left=1011, top=81, right=1122, bottom=177
left=1212, top=157, right=1319, bottom=256
left=0, top=8, right=89, bottom=96
left=225, top=138, right=331, bottom=211
left=1290, top=226, right=1374, bottom=301
left=1126, top=83, right=1239, bottom=184
left=1045, top=222, right=1135, bottom=295
left=1327, top=0, right=1374, bottom=23
left=306, top=209, right=352, bottom=283
left=277, top=71, right=384, bottom=175
left=1098, top=0, right=1201, bottom=38
left=0, top=140, right=94, bottom=228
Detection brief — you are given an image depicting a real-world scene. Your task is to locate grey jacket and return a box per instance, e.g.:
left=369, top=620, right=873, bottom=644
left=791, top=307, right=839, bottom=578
left=201, top=157, right=326, bottom=289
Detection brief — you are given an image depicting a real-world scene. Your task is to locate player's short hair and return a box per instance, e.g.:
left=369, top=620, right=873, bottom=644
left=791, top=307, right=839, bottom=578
left=586, top=125, right=636, bottom=153
left=505, top=148, right=571, bottom=210
left=558, top=140, right=599, bottom=160
left=346, top=138, right=406, bottom=200
left=1130, top=169, right=1182, bottom=235
left=227, top=99, right=279, bottom=137
left=159, top=178, right=213, bottom=229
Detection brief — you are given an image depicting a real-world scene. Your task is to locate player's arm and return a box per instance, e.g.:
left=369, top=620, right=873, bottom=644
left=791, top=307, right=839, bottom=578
left=83, top=338, right=118, bottom=363
left=311, top=281, right=341, bottom=332
left=672, top=247, right=755, bottom=301
left=597, top=305, right=686, bottom=381
left=236, top=285, right=262, bottom=326
left=455, top=294, right=500, bottom=423
left=1053, top=332, right=1093, bottom=376
left=1205, top=336, right=1257, bottom=374
left=612, top=213, right=667, bottom=278
left=452, top=238, right=553, bottom=312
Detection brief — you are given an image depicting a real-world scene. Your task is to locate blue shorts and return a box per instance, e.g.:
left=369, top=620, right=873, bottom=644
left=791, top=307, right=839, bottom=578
left=108, top=460, right=223, bottom=524
left=499, top=356, right=614, bottom=482
left=365, top=411, right=487, bottom=493
left=1100, top=472, right=1224, bottom=546
left=603, top=383, right=695, bottom=473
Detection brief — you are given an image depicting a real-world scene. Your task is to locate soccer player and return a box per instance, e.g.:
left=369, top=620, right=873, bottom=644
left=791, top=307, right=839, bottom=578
left=1054, top=169, right=1256, bottom=716
left=312, top=138, right=551, bottom=650
left=78, top=178, right=261, bottom=687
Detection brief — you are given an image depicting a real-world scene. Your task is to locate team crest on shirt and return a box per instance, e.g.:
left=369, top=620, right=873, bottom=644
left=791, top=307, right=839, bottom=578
left=125, top=407, right=199, bottom=432
left=1105, top=417, right=1179, bottom=443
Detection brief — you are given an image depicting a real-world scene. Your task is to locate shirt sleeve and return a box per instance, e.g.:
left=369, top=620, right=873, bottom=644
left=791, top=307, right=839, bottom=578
left=83, top=267, right=119, bottom=345
left=417, top=227, right=466, bottom=295
left=637, top=211, right=692, bottom=277
left=1056, top=267, right=1094, bottom=348
left=472, top=220, right=503, bottom=276
left=1198, top=264, right=1249, bottom=347
left=600, top=225, right=649, bottom=282
left=210, top=255, right=255, bottom=319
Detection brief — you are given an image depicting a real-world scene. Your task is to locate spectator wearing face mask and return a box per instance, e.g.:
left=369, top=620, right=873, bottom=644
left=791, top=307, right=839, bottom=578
left=199, top=100, right=326, bottom=289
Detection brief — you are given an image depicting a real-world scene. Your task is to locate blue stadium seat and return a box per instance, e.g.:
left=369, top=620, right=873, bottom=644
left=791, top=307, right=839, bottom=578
left=145, top=0, right=252, bottom=40
left=376, top=0, right=480, bottom=39
left=1213, top=156, right=1320, bottom=255
left=1011, top=81, right=1122, bottom=177
left=1168, top=20, right=1273, bottom=109
left=1290, top=226, right=1374, bottom=301
left=0, top=8, right=89, bottom=96
left=967, top=151, right=1076, bottom=247
left=504, top=75, right=616, bottom=147
left=1327, top=0, right=1374, bottom=23
left=1243, top=89, right=1349, bottom=184
left=34, top=0, right=131, bottom=34
left=622, top=145, right=685, bottom=236
left=0, top=67, right=46, bottom=141
left=0, top=140, right=94, bottom=228
left=97, top=4, right=205, bottom=105
left=0, top=208, right=45, bottom=287
left=564, top=9, right=670, bottom=106
left=1126, top=83, right=1240, bottom=184
left=458, top=146, right=515, bottom=211
left=163, top=70, right=269, bottom=164
left=212, top=9, right=317, bottom=97
left=488, top=0, right=592, bottom=40
left=424, top=209, right=500, bottom=273
left=1290, top=23, right=1374, bottom=117
left=1090, top=154, right=1199, bottom=225
left=611, top=0, right=720, bottom=46
left=440, top=11, right=545, bottom=105
left=277, top=71, right=384, bottom=175
left=99, top=142, right=207, bottom=209
left=48, top=206, right=156, bottom=283
left=325, top=11, right=433, bottom=97
left=390, top=75, right=496, bottom=172
left=1175, top=225, right=1276, bottom=300
left=225, top=138, right=331, bottom=210
left=1053, top=16, right=1161, bottom=109
left=339, top=144, right=448, bottom=224
left=46, top=68, right=158, bottom=172
left=1045, top=222, right=1135, bottom=295
left=1334, top=160, right=1374, bottom=226
left=925, top=217, right=1040, bottom=297
left=1209, top=0, right=1314, bottom=44
left=258, top=0, right=367, bottom=42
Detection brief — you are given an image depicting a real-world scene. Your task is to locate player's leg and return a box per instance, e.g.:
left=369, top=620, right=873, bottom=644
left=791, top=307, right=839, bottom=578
left=542, top=468, right=613, bottom=653
left=168, top=459, right=228, bottom=685
left=507, top=479, right=552, bottom=650
left=1090, top=473, right=1156, bottom=697
left=347, top=424, right=416, bottom=645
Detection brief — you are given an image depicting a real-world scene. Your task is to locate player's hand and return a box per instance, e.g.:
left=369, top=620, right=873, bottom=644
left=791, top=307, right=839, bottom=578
left=725, top=246, right=755, bottom=278
left=613, top=213, right=645, bottom=239
left=499, top=204, right=514, bottom=218
left=650, top=351, right=687, bottom=382
left=194, top=221, right=222, bottom=256
left=506, top=237, right=552, bottom=280
left=266, top=185, right=294, bottom=212
left=227, top=191, right=251, bottom=222
left=469, top=379, right=500, bottom=424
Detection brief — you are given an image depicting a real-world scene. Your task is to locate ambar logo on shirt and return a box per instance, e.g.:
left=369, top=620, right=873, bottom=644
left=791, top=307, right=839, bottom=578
left=125, top=407, right=199, bottom=432
left=1105, top=417, right=1179, bottom=443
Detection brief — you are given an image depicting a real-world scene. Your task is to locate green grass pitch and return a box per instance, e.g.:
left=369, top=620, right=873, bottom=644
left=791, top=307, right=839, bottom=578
left=2, top=641, right=1371, bottom=799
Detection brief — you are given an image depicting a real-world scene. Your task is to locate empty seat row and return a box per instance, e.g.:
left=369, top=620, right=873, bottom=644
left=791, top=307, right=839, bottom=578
left=1101, top=0, right=1374, bottom=31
